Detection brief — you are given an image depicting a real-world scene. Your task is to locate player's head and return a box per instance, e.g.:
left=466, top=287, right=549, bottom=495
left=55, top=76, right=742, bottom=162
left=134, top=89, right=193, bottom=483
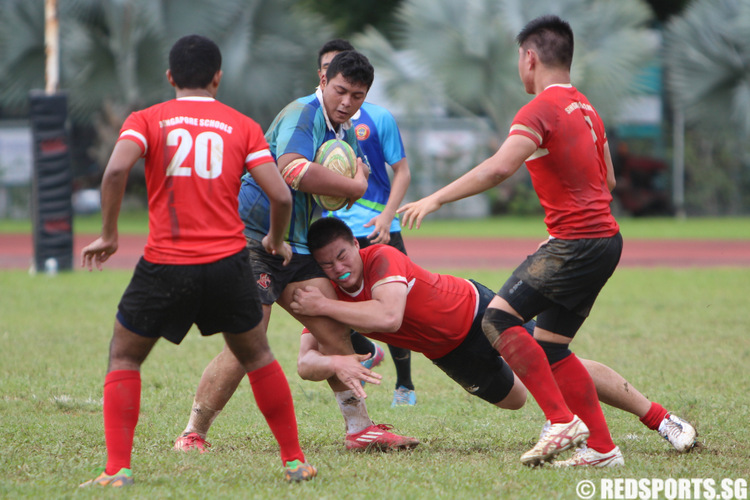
left=318, top=39, right=355, bottom=77
left=308, top=217, right=362, bottom=290
left=320, top=50, right=373, bottom=125
left=516, top=15, right=574, bottom=70
left=325, top=50, right=374, bottom=91
left=168, top=35, right=222, bottom=90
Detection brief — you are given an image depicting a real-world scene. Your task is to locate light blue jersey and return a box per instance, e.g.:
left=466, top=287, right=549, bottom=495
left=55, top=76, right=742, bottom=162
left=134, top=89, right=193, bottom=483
left=238, top=90, right=361, bottom=254
left=323, top=102, right=405, bottom=237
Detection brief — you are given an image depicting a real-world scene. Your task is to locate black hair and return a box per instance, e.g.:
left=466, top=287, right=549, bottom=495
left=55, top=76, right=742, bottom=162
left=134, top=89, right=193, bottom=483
left=318, top=39, right=355, bottom=69
left=516, top=15, right=574, bottom=70
left=325, top=50, right=374, bottom=90
left=308, top=217, right=355, bottom=253
left=168, top=35, right=222, bottom=89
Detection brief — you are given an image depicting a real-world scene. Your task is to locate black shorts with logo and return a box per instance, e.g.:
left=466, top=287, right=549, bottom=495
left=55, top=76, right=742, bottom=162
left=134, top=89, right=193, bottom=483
left=246, top=239, right=327, bottom=305
left=116, top=248, right=263, bottom=345
left=498, top=233, right=622, bottom=336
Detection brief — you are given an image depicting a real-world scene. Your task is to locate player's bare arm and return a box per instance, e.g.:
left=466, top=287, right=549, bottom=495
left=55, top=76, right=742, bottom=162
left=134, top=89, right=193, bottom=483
left=398, top=135, right=536, bottom=229
left=278, top=152, right=368, bottom=200
left=290, top=281, right=408, bottom=334
left=297, top=331, right=382, bottom=399
left=250, top=161, right=293, bottom=265
left=81, top=139, right=141, bottom=271
left=364, top=157, right=411, bottom=244
left=603, top=141, right=616, bottom=191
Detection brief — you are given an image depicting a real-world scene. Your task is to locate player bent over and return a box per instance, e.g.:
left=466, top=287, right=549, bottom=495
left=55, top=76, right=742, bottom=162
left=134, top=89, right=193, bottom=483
left=291, top=218, right=697, bottom=458
left=79, top=35, right=315, bottom=486
left=173, top=50, right=418, bottom=455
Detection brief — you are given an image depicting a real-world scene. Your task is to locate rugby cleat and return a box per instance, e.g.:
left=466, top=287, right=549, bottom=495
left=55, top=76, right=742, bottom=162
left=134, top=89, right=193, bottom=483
left=391, top=386, right=417, bottom=407
left=360, top=343, right=386, bottom=387
left=79, top=467, right=134, bottom=488
left=345, top=423, right=420, bottom=451
left=521, top=415, right=589, bottom=467
left=552, top=445, right=624, bottom=468
left=658, top=413, right=698, bottom=452
left=283, top=460, right=317, bottom=482
left=173, top=432, right=211, bottom=453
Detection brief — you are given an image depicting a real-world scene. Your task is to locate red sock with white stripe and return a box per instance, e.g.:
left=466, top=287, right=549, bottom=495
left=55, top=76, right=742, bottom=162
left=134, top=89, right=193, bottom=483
left=247, top=360, right=305, bottom=464
left=103, top=370, right=140, bottom=475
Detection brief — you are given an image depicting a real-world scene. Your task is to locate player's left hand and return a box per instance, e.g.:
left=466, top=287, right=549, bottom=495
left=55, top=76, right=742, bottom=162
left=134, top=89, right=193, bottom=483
left=81, top=236, right=118, bottom=271
left=364, top=214, right=391, bottom=244
left=290, top=286, right=325, bottom=316
left=397, top=194, right=442, bottom=230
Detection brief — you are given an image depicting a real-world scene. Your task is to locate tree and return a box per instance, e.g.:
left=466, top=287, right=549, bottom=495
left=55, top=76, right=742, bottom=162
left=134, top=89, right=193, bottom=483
left=355, top=0, right=656, bottom=133
left=664, top=0, right=750, bottom=214
left=0, top=0, right=335, bottom=183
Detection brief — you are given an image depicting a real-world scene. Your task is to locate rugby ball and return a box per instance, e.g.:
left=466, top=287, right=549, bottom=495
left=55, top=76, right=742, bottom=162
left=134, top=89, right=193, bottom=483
left=313, top=139, right=357, bottom=211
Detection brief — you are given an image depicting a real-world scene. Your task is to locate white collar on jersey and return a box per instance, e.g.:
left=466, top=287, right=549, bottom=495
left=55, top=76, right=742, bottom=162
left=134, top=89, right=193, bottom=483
left=543, top=83, right=573, bottom=91
left=176, top=96, right=216, bottom=101
left=315, top=87, right=351, bottom=140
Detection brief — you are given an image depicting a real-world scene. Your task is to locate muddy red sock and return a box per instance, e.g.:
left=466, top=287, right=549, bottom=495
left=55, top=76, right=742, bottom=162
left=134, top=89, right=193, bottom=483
left=551, top=354, right=615, bottom=453
left=103, top=370, right=141, bottom=474
left=494, top=326, right=572, bottom=424
left=247, top=360, right=305, bottom=464
left=640, top=402, right=669, bottom=430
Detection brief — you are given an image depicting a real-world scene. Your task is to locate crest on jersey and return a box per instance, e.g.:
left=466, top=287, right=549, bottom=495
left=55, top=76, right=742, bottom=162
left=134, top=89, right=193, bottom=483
left=257, top=273, right=271, bottom=289
left=355, top=123, right=370, bottom=141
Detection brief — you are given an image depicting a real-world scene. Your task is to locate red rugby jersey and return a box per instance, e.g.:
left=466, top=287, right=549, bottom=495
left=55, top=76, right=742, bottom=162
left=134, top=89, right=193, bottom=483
left=119, top=97, right=274, bottom=264
left=334, top=245, right=478, bottom=359
left=509, top=84, right=619, bottom=239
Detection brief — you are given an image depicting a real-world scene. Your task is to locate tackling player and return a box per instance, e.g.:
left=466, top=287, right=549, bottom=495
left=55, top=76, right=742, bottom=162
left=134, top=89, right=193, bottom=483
left=292, top=217, right=697, bottom=456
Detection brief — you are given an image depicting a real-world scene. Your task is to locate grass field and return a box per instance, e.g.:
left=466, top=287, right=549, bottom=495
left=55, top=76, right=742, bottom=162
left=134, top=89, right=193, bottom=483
left=2, top=241, right=749, bottom=498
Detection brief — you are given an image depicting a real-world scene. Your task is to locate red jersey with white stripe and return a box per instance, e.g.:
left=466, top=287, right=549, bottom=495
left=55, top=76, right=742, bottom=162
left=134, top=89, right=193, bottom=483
left=119, top=97, right=274, bottom=264
left=334, top=245, right=478, bottom=359
left=509, top=84, right=619, bottom=238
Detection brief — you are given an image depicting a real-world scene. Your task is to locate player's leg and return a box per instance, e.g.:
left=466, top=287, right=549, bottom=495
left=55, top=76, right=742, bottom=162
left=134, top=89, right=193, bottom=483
left=380, top=233, right=417, bottom=406
left=482, top=273, right=583, bottom=466
left=80, top=320, right=158, bottom=487
left=535, top=236, right=623, bottom=467
left=174, top=306, right=272, bottom=451
left=175, top=242, right=289, bottom=450
left=580, top=358, right=697, bottom=452
left=222, top=325, right=313, bottom=479
left=203, top=248, right=314, bottom=481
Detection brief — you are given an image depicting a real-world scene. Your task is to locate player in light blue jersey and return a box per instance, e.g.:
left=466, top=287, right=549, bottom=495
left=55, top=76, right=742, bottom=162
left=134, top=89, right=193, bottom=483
left=318, top=39, right=417, bottom=407
left=174, top=50, right=420, bottom=454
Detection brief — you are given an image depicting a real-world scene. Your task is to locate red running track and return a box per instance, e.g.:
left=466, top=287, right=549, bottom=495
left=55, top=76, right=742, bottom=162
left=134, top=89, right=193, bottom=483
left=2, top=234, right=749, bottom=270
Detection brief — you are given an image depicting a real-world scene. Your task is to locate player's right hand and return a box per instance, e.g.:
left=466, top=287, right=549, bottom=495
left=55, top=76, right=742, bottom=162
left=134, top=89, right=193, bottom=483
left=81, top=236, right=118, bottom=271
left=397, top=194, right=443, bottom=230
left=262, top=235, right=292, bottom=265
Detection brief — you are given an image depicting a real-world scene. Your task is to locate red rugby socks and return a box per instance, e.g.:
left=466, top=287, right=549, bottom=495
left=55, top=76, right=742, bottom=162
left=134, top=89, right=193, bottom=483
left=494, top=326, right=573, bottom=424
left=103, top=370, right=141, bottom=475
left=640, top=401, right=669, bottom=430
left=247, top=360, right=305, bottom=464
left=551, top=353, right=615, bottom=453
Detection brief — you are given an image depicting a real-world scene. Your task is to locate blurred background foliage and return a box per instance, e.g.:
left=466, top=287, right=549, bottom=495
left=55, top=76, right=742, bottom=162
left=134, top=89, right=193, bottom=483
left=0, top=0, right=748, bottom=217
